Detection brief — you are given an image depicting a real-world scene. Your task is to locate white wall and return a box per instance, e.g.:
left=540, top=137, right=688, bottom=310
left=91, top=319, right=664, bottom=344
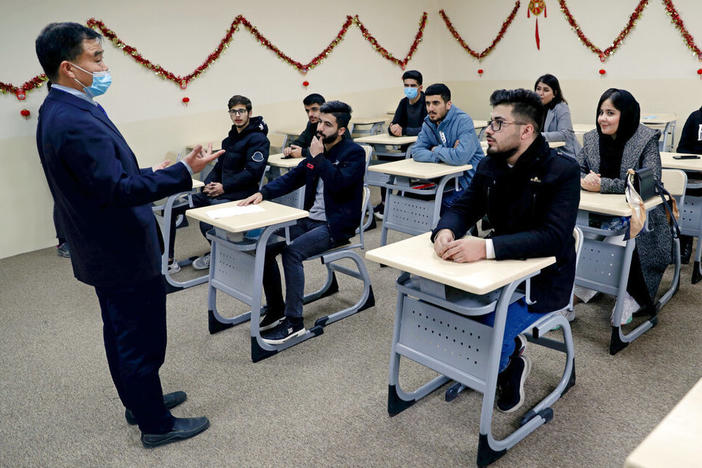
left=1, top=0, right=701, bottom=258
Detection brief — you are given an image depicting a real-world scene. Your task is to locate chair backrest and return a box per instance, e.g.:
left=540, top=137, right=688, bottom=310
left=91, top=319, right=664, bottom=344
left=360, top=144, right=373, bottom=172
left=355, top=186, right=371, bottom=250
left=661, top=168, right=687, bottom=208
left=259, top=166, right=270, bottom=190
left=268, top=133, right=287, bottom=154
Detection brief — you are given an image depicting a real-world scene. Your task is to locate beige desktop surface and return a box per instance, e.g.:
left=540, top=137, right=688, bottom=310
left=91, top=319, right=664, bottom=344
left=268, top=152, right=304, bottom=168
left=367, top=158, right=471, bottom=178
left=365, top=232, right=555, bottom=296
left=354, top=134, right=417, bottom=145
left=186, top=200, right=308, bottom=233
left=625, top=377, right=702, bottom=468
left=661, top=152, right=702, bottom=171
left=578, top=191, right=662, bottom=216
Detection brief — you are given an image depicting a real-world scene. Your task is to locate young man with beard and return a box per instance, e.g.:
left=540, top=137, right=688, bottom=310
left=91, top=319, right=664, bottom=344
left=411, top=83, right=484, bottom=211
left=431, top=89, right=580, bottom=413
left=188, top=95, right=270, bottom=270
left=283, top=93, right=325, bottom=159
left=238, top=101, right=366, bottom=344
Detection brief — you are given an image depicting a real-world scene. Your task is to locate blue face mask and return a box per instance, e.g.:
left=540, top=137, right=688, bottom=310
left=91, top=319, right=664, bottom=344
left=71, top=63, right=112, bottom=97
left=404, top=86, right=418, bottom=100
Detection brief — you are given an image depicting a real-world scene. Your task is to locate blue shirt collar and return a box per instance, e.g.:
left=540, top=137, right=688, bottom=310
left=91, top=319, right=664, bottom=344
left=51, top=84, right=97, bottom=106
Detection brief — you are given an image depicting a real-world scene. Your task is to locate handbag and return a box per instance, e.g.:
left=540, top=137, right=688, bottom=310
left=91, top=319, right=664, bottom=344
left=632, top=166, right=656, bottom=200
left=625, top=169, right=647, bottom=238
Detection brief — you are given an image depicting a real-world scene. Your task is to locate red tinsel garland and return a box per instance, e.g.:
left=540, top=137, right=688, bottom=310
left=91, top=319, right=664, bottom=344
left=439, top=3, right=521, bottom=60
left=1, top=14, right=426, bottom=97
left=558, top=0, right=649, bottom=62
left=661, top=0, right=702, bottom=61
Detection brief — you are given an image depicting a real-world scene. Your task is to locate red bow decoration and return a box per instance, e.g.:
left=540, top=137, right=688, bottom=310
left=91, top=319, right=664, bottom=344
left=527, top=0, right=547, bottom=50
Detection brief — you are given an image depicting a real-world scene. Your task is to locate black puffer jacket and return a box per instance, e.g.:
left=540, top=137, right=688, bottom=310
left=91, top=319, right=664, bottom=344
left=205, top=116, right=270, bottom=200
left=433, top=136, right=581, bottom=313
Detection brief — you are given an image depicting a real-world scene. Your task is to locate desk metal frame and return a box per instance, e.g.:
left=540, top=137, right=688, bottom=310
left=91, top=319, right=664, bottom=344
left=574, top=208, right=681, bottom=354
left=387, top=273, right=575, bottom=467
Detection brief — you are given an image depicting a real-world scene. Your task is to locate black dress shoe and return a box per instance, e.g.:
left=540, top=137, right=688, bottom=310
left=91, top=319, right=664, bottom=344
left=125, top=391, right=187, bottom=425
left=141, top=416, right=210, bottom=448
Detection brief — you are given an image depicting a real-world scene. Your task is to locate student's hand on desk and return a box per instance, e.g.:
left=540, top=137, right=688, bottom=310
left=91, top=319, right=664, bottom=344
left=238, top=192, right=263, bottom=206
left=390, top=124, right=402, bottom=137
left=283, top=146, right=292, bottom=157
left=309, top=136, right=324, bottom=157
left=433, top=229, right=455, bottom=257
left=581, top=171, right=601, bottom=192
left=152, top=160, right=171, bottom=171
left=289, top=145, right=303, bottom=158
left=203, top=182, right=224, bottom=197
left=442, top=237, right=486, bottom=263
left=184, top=143, right=225, bottom=174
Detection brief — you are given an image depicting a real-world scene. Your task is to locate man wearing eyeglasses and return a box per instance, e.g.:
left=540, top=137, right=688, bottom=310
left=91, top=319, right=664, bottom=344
left=411, top=83, right=484, bottom=211
left=431, top=89, right=580, bottom=414
left=187, top=95, right=270, bottom=270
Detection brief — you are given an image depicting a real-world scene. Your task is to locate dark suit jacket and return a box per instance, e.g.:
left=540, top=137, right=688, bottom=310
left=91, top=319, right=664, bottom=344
left=261, top=137, right=365, bottom=245
left=36, top=88, right=192, bottom=288
left=432, top=136, right=581, bottom=313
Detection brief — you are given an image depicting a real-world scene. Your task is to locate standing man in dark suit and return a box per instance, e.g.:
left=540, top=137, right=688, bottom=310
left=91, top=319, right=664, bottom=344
left=35, top=22, right=222, bottom=447
left=432, top=89, right=580, bottom=413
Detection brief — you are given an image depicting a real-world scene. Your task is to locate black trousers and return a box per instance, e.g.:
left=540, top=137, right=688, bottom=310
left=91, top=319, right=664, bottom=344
left=94, top=276, right=174, bottom=433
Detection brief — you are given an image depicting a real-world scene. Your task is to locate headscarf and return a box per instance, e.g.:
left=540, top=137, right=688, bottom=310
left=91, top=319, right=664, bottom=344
left=596, top=88, right=640, bottom=179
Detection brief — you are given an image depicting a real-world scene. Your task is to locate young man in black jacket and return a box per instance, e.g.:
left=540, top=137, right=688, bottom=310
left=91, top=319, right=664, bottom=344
left=238, top=101, right=366, bottom=343
left=432, top=89, right=580, bottom=413
left=185, top=95, right=269, bottom=270
left=282, top=93, right=325, bottom=159
left=374, top=70, right=428, bottom=218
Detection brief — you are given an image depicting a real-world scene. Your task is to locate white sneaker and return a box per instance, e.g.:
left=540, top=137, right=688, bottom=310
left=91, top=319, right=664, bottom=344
left=611, top=292, right=637, bottom=326
left=168, top=261, right=181, bottom=274
left=192, top=254, right=210, bottom=271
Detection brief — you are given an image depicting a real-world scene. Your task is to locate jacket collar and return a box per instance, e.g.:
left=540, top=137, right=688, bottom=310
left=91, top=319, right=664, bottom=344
left=47, top=88, right=126, bottom=142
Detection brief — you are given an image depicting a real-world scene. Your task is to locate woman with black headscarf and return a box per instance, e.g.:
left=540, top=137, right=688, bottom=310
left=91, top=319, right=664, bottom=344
left=576, top=88, right=671, bottom=325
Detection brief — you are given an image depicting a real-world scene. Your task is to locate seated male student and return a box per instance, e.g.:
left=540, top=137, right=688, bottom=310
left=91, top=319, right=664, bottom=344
left=170, top=95, right=269, bottom=271
left=374, top=70, right=428, bottom=219
left=282, top=93, right=325, bottom=159
left=238, top=101, right=366, bottom=344
left=431, top=89, right=580, bottom=412
left=676, top=105, right=702, bottom=263
left=411, top=83, right=484, bottom=211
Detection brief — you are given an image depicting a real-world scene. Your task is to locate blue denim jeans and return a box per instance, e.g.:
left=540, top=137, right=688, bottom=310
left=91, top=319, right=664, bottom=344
left=473, top=298, right=546, bottom=372
left=263, top=218, right=334, bottom=319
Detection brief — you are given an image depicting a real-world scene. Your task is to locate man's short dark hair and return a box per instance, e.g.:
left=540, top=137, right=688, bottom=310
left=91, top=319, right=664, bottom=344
left=35, top=22, right=101, bottom=82
left=489, top=88, right=545, bottom=133
left=303, top=93, right=325, bottom=106
left=319, top=100, right=352, bottom=130
left=424, top=83, right=451, bottom=102
left=228, top=95, right=252, bottom=111
left=402, top=70, right=423, bottom=85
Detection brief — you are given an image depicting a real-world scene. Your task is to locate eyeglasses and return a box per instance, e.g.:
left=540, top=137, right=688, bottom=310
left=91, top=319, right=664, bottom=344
left=487, top=119, right=527, bottom=132
left=228, top=109, right=248, bottom=116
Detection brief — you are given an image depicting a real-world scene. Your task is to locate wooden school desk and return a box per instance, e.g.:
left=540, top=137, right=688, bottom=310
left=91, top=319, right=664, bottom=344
left=153, top=179, right=206, bottom=292
left=661, top=152, right=702, bottom=283
left=186, top=200, right=309, bottom=361
left=366, top=233, right=574, bottom=467
left=575, top=191, right=680, bottom=354
left=354, top=134, right=418, bottom=188
left=625, top=377, right=702, bottom=468
left=265, top=153, right=305, bottom=209
left=367, top=159, right=472, bottom=246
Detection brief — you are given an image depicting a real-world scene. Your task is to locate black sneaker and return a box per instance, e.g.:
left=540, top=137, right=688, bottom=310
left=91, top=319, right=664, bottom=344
left=57, top=242, right=70, bottom=258
left=259, top=309, right=284, bottom=332
left=261, top=318, right=306, bottom=344
left=496, top=355, right=531, bottom=413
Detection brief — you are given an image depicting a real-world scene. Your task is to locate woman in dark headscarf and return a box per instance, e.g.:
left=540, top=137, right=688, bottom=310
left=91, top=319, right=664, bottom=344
left=576, top=88, right=671, bottom=325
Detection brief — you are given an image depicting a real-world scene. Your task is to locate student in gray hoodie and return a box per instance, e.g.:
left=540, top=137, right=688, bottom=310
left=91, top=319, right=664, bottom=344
left=411, top=83, right=484, bottom=210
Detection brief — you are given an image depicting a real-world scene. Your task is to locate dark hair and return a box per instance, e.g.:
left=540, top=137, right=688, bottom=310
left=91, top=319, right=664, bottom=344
left=35, top=22, right=101, bottom=82
left=596, top=88, right=640, bottom=142
left=303, top=93, right=325, bottom=106
left=228, top=95, right=252, bottom=111
left=489, top=88, right=546, bottom=133
left=319, top=100, right=352, bottom=130
left=534, top=73, right=566, bottom=105
left=402, top=70, right=423, bottom=85
left=424, top=83, right=451, bottom=102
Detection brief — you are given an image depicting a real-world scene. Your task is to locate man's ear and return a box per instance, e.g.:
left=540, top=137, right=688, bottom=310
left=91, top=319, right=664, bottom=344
left=58, top=61, right=77, bottom=81
left=338, top=126, right=347, bottom=137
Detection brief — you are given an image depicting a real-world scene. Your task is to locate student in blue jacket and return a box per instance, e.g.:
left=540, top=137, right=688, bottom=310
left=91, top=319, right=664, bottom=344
left=238, top=101, right=366, bottom=344
left=411, top=83, right=484, bottom=210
